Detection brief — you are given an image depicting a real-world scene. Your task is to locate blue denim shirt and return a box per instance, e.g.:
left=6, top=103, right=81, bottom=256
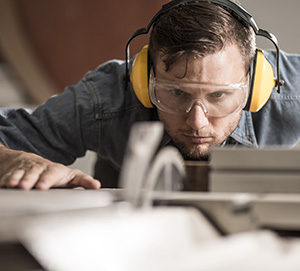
left=0, top=51, right=300, bottom=171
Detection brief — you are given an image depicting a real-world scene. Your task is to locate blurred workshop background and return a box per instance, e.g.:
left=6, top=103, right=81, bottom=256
left=0, top=0, right=299, bottom=176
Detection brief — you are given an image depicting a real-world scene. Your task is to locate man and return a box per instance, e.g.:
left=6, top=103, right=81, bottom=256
left=0, top=0, right=299, bottom=190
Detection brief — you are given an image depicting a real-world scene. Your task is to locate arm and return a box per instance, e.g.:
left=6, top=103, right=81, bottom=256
left=0, top=143, right=100, bottom=190
left=0, top=79, right=97, bottom=165
left=0, top=60, right=142, bottom=189
left=0, top=76, right=100, bottom=190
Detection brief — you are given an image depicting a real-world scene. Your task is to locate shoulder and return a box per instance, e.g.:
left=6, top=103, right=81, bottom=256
left=79, top=59, right=148, bottom=117
left=264, top=50, right=300, bottom=92
left=73, top=59, right=155, bottom=123
left=252, top=50, right=300, bottom=146
left=82, top=59, right=127, bottom=93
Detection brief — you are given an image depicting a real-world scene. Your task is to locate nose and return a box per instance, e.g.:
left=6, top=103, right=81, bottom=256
left=186, top=103, right=209, bottom=130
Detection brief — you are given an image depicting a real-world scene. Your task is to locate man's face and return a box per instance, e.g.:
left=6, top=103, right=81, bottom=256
left=154, top=43, right=247, bottom=160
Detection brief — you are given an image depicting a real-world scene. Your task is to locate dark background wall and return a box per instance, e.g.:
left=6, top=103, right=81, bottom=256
left=0, top=0, right=166, bottom=103
left=15, top=0, right=166, bottom=91
left=1, top=0, right=299, bottom=103
left=0, top=0, right=299, bottom=104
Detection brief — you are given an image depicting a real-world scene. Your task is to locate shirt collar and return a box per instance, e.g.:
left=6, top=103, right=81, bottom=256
left=229, top=110, right=257, bottom=147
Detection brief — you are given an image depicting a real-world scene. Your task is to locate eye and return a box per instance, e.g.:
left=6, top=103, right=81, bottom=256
left=169, top=88, right=184, bottom=96
left=210, top=92, right=225, bottom=99
left=207, top=91, right=233, bottom=102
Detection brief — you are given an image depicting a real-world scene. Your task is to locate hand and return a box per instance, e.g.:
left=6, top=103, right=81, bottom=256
left=0, top=145, right=101, bottom=190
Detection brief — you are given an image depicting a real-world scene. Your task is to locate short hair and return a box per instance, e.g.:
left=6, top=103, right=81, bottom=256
left=149, top=1, right=256, bottom=73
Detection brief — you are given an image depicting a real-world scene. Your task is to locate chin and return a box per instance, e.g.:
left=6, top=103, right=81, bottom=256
left=177, top=142, right=211, bottom=161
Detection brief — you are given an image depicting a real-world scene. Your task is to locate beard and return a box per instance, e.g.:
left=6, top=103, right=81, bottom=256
left=160, top=111, right=242, bottom=161
left=171, top=131, right=221, bottom=161
left=173, top=140, right=213, bottom=161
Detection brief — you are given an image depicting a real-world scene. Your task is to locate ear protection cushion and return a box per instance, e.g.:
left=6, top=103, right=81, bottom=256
left=130, top=45, right=153, bottom=108
left=247, top=49, right=277, bottom=112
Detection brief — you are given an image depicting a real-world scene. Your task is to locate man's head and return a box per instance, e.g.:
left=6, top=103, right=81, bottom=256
left=148, top=1, right=256, bottom=160
left=149, top=1, right=256, bottom=73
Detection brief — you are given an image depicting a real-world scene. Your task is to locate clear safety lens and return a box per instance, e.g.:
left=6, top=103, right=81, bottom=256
left=149, top=72, right=249, bottom=117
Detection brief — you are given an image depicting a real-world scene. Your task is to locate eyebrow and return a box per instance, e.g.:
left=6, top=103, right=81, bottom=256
left=155, top=79, right=248, bottom=89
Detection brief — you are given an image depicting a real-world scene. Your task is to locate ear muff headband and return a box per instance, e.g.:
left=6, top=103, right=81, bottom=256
left=126, top=0, right=284, bottom=111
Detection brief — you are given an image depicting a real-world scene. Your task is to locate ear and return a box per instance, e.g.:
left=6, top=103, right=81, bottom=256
left=130, top=45, right=153, bottom=108
left=247, top=49, right=277, bottom=112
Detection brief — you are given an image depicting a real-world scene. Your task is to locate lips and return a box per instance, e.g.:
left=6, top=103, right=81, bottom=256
left=183, top=134, right=213, bottom=144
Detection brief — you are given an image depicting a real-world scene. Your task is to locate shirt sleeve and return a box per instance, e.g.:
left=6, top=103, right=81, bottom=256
left=0, top=79, right=96, bottom=165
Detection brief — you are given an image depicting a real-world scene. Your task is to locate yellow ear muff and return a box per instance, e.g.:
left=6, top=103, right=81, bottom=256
left=130, top=45, right=153, bottom=108
left=249, top=49, right=277, bottom=112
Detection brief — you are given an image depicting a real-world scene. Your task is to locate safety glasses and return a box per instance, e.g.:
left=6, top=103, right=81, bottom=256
left=149, top=71, right=249, bottom=117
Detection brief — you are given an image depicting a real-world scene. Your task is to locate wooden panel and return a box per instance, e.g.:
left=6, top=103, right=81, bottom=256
left=0, top=0, right=57, bottom=103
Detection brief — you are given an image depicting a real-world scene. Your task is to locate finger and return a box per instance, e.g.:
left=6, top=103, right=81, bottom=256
left=0, top=172, right=11, bottom=187
left=3, top=169, right=25, bottom=188
left=18, top=167, right=45, bottom=190
left=0, top=172, right=12, bottom=187
left=69, top=173, right=101, bottom=189
left=34, top=165, right=74, bottom=190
